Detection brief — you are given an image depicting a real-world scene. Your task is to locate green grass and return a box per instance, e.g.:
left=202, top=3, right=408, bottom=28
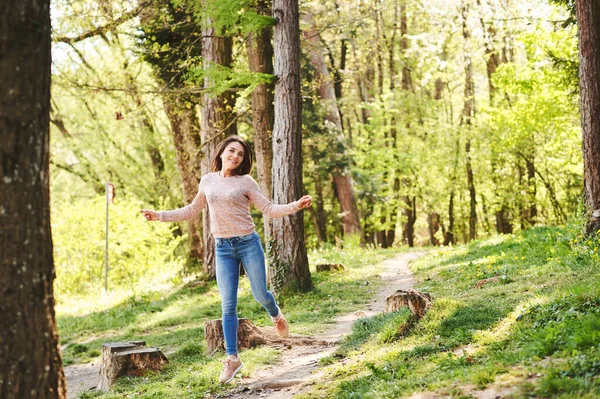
left=60, top=226, right=600, bottom=398
left=57, top=245, right=405, bottom=397
left=297, top=226, right=600, bottom=398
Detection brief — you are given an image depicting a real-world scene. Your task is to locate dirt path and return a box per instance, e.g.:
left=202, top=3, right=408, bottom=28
left=64, top=251, right=425, bottom=399
left=220, top=251, right=426, bottom=399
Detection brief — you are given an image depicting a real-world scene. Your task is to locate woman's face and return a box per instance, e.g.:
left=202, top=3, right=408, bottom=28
left=220, top=141, right=245, bottom=172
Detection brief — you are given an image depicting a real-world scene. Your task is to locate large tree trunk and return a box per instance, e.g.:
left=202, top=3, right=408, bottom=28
left=163, top=99, right=204, bottom=265
left=0, top=0, right=66, bottom=397
left=139, top=3, right=205, bottom=269
left=248, top=0, right=275, bottom=249
left=201, top=8, right=237, bottom=278
left=303, top=14, right=363, bottom=242
left=270, top=0, right=313, bottom=293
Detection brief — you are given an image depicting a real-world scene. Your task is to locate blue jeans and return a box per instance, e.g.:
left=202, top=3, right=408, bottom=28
left=215, top=231, right=280, bottom=356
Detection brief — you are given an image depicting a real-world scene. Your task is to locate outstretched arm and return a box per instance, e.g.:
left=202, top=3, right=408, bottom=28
left=141, top=183, right=206, bottom=222
left=247, top=176, right=312, bottom=217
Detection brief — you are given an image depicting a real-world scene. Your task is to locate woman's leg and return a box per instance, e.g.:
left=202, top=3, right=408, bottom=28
left=237, top=233, right=279, bottom=317
left=215, top=240, right=241, bottom=357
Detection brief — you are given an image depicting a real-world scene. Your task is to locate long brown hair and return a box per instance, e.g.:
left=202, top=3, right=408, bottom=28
left=211, top=135, right=254, bottom=176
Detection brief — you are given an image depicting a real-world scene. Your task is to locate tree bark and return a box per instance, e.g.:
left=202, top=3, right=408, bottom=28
left=303, top=14, right=363, bottom=242
left=312, top=174, right=328, bottom=243
left=443, top=191, right=456, bottom=246
left=0, top=0, right=66, bottom=397
left=163, top=99, right=204, bottom=265
left=399, top=3, right=414, bottom=247
left=427, top=213, right=441, bottom=246
left=139, top=2, right=205, bottom=268
left=462, top=3, right=477, bottom=241
left=270, top=0, right=313, bottom=293
left=402, top=194, right=416, bottom=247
left=201, top=7, right=237, bottom=278
left=248, top=0, right=275, bottom=248
left=524, top=156, right=537, bottom=227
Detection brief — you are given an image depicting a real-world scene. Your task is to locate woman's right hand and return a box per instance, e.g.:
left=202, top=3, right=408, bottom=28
left=140, top=209, right=159, bottom=221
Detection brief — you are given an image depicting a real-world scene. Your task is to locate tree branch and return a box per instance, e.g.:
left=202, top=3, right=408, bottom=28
left=53, top=1, right=152, bottom=44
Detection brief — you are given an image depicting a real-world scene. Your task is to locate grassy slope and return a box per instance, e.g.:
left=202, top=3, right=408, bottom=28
left=58, top=246, right=405, bottom=398
left=300, top=226, right=600, bottom=398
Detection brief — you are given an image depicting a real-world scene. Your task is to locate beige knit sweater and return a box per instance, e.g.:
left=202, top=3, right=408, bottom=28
left=159, top=172, right=301, bottom=238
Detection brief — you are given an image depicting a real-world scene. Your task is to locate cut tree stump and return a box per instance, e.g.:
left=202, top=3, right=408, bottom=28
left=97, top=341, right=168, bottom=391
left=316, top=263, right=346, bottom=272
left=385, top=289, right=433, bottom=319
left=204, top=318, right=327, bottom=355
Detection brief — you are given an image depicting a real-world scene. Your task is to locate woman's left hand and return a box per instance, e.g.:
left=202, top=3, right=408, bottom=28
left=297, top=195, right=313, bottom=209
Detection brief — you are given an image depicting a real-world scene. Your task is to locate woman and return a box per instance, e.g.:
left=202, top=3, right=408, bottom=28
left=141, top=135, right=312, bottom=384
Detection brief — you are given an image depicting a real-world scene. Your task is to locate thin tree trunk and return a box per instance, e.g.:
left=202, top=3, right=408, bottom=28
left=0, top=0, right=66, bottom=396
left=303, top=14, right=363, bottom=242
left=462, top=3, right=477, bottom=241
left=201, top=7, right=237, bottom=278
left=398, top=2, right=414, bottom=247
left=374, top=6, right=385, bottom=96
left=525, top=156, right=537, bottom=227
left=443, top=191, right=455, bottom=246
left=402, top=193, right=416, bottom=247
left=312, top=177, right=328, bottom=243
left=466, top=139, right=477, bottom=240
left=428, top=213, right=441, bottom=246
left=270, top=0, right=313, bottom=293
left=248, top=0, right=275, bottom=248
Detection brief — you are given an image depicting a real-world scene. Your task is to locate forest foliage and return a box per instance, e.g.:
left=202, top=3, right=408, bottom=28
left=49, top=0, right=581, bottom=297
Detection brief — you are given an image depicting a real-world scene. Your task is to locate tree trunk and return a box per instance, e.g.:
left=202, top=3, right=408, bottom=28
left=201, top=8, right=237, bottom=278
left=0, top=0, right=66, bottom=397
left=399, top=3, right=415, bottom=247
left=163, top=99, right=204, bottom=266
left=466, top=139, right=477, bottom=240
left=462, top=3, right=477, bottom=241
left=139, top=2, right=205, bottom=269
left=312, top=176, right=328, bottom=243
left=402, top=194, right=416, bottom=247
left=248, top=0, right=275, bottom=248
left=427, top=213, right=441, bottom=246
left=445, top=192, right=456, bottom=245
left=270, top=0, right=313, bottom=293
left=374, top=7, right=385, bottom=96
left=303, top=14, right=363, bottom=242
left=524, top=156, right=537, bottom=227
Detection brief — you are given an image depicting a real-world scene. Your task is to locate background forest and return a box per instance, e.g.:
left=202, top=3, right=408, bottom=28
left=49, top=0, right=580, bottom=299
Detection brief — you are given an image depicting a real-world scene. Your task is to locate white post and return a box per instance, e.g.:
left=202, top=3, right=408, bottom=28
left=105, top=183, right=109, bottom=292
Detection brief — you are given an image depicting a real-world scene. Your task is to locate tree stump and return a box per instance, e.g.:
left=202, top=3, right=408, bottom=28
left=204, top=318, right=327, bottom=354
left=385, top=289, right=433, bottom=319
left=316, top=263, right=346, bottom=272
left=97, top=341, right=168, bottom=391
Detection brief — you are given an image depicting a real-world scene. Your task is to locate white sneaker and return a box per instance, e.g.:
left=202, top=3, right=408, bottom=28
left=218, top=356, right=243, bottom=384
left=272, top=313, right=289, bottom=338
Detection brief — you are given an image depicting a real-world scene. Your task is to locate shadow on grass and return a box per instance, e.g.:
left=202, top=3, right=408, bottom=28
left=437, top=302, right=508, bottom=346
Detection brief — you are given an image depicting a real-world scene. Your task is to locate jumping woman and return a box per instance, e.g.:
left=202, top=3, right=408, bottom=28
left=140, top=135, right=312, bottom=384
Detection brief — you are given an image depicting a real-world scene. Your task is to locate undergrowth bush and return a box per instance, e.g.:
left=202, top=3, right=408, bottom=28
left=52, top=196, right=185, bottom=298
